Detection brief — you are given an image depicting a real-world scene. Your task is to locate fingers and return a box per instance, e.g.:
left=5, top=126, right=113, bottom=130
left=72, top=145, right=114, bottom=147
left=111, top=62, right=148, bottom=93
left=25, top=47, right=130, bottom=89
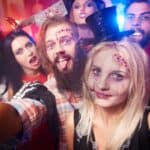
left=11, top=82, right=42, bottom=101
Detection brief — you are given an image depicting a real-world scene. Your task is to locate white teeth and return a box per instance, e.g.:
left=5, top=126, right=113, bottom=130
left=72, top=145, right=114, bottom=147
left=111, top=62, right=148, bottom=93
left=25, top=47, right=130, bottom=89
left=132, top=31, right=142, bottom=36
left=80, top=13, right=86, bottom=18
left=57, top=58, right=67, bottom=63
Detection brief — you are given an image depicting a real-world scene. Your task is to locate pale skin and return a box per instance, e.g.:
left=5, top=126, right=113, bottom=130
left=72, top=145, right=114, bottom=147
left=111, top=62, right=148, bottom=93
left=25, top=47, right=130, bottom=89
left=65, top=49, right=150, bottom=150
left=45, top=23, right=78, bottom=72
left=11, top=36, right=41, bottom=75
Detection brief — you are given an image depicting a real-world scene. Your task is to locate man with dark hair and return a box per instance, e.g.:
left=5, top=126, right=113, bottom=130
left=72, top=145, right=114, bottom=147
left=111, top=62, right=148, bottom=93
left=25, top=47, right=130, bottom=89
left=124, top=0, right=150, bottom=55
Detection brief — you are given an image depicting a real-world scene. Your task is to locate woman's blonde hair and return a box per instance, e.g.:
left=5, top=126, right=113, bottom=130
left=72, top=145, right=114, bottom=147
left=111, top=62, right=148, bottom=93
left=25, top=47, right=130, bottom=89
left=76, top=40, right=150, bottom=149
left=37, top=16, right=79, bottom=74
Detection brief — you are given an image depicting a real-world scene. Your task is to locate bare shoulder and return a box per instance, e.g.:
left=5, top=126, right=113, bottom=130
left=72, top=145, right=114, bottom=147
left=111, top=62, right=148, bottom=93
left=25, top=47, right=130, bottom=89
left=64, top=111, right=74, bottom=150
left=148, top=112, right=150, bottom=129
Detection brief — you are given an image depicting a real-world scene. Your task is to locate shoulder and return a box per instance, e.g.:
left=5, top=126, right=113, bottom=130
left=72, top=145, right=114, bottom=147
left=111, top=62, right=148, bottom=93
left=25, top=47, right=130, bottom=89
left=145, top=106, right=150, bottom=130
left=148, top=112, right=150, bottom=129
left=44, top=76, right=57, bottom=91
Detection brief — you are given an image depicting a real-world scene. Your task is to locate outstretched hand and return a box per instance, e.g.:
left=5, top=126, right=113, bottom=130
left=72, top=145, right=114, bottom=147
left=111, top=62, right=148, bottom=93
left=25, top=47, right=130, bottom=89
left=11, top=82, right=55, bottom=105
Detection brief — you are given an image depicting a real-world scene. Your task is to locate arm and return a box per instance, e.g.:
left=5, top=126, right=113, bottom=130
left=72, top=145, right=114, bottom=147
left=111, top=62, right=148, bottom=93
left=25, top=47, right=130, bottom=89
left=0, top=103, right=22, bottom=142
left=17, top=0, right=67, bottom=28
left=64, top=112, right=74, bottom=150
left=18, top=16, right=35, bottom=28
left=0, top=98, right=46, bottom=143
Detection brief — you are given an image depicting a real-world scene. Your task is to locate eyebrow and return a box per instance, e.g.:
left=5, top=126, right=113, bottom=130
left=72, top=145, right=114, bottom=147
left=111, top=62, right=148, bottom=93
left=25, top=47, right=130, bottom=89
left=127, top=11, right=150, bottom=15
left=111, top=70, right=127, bottom=74
left=45, top=40, right=54, bottom=45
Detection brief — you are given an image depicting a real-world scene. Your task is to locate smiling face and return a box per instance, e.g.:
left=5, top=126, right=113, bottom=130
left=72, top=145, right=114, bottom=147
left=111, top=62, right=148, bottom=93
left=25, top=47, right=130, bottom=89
left=11, top=36, right=40, bottom=75
left=70, top=0, right=98, bottom=24
left=45, top=23, right=78, bottom=73
left=87, top=49, right=130, bottom=108
left=124, top=2, right=150, bottom=46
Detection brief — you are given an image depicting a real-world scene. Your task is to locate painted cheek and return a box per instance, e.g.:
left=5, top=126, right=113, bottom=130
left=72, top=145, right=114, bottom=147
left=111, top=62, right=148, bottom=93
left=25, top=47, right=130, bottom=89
left=87, top=76, right=95, bottom=91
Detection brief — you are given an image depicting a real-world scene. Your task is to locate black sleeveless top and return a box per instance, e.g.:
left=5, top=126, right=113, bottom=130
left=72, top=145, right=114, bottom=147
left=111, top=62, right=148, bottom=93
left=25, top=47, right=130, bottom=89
left=74, top=108, right=150, bottom=150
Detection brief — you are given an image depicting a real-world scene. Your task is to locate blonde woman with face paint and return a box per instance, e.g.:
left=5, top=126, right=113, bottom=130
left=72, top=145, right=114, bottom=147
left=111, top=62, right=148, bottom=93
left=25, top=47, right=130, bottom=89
left=65, top=40, right=150, bottom=150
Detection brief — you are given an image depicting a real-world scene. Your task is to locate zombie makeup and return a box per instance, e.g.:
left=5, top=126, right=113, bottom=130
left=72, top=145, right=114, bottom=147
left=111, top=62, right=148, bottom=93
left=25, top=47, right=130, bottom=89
left=113, top=53, right=128, bottom=68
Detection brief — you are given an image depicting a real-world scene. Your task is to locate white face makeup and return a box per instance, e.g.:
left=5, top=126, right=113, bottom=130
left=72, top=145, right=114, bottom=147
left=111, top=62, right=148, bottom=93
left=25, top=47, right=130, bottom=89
left=45, top=23, right=78, bottom=73
left=87, top=49, right=130, bottom=109
left=11, top=36, right=40, bottom=74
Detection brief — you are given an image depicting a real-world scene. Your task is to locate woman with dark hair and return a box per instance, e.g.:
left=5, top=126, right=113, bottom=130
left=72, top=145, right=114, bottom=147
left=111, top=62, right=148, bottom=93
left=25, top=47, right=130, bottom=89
left=3, top=30, right=47, bottom=98
left=64, top=0, right=105, bottom=20
left=2, top=30, right=53, bottom=150
left=64, top=0, right=105, bottom=40
left=0, top=37, right=9, bottom=101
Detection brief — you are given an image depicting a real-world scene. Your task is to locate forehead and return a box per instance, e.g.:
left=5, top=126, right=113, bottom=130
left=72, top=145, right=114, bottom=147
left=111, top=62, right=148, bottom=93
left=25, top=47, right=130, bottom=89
left=11, top=36, right=30, bottom=49
left=92, top=49, right=127, bottom=71
left=45, top=23, right=73, bottom=42
left=126, top=2, right=150, bottom=15
left=73, top=0, right=95, bottom=4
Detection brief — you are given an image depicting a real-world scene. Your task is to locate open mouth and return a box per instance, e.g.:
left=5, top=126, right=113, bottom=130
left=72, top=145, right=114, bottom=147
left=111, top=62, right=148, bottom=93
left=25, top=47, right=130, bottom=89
left=29, top=56, right=40, bottom=66
left=132, top=31, right=142, bottom=36
left=55, top=55, right=71, bottom=63
left=129, top=31, right=143, bottom=42
left=55, top=55, right=72, bottom=71
left=79, top=13, right=87, bottom=19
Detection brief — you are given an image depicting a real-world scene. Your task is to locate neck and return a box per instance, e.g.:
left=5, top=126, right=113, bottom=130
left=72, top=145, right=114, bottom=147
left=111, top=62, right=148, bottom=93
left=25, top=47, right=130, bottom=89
left=94, top=104, right=125, bottom=127
left=23, top=69, right=40, bottom=76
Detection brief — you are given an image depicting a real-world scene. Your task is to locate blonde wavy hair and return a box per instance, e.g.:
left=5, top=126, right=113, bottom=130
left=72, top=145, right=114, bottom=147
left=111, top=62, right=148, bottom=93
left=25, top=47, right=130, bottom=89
left=37, top=16, right=79, bottom=74
left=76, top=40, right=150, bottom=150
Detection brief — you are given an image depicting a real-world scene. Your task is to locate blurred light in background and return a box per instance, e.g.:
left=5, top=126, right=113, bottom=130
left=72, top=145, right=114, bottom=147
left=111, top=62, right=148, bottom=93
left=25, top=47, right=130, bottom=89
left=116, top=3, right=125, bottom=31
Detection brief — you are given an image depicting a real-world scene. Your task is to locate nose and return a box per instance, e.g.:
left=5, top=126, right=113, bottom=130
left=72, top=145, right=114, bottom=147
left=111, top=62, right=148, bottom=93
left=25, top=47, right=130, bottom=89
left=80, top=5, right=85, bottom=12
left=55, top=43, right=65, bottom=55
left=56, top=50, right=65, bottom=56
left=96, top=76, right=109, bottom=91
left=131, top=17, right=141, bottom=28
left=26, top=49, right=34, bottom=56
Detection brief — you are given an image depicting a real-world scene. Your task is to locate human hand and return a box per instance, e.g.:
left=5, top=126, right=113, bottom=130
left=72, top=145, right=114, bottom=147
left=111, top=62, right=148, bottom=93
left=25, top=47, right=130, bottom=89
left=11, top=82, right=52, bottom=102
left=102, top=0, right=113, bottom=7
left=5, top=17, right=18, bottom=29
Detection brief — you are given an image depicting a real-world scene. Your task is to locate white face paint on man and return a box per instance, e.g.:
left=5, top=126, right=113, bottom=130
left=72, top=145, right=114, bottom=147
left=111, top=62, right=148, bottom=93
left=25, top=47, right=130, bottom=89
left=45, top=23, right=78, bottom=73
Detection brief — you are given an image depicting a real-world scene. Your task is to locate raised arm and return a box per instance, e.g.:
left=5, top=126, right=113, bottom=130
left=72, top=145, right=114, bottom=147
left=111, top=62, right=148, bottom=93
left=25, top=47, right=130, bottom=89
left=17, top=16, right=35, bottom=28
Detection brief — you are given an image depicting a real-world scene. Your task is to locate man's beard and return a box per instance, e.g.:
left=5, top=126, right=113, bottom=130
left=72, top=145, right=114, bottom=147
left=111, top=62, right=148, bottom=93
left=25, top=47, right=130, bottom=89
left=53, top=48, right=86, bottom=94
left=129, top=29, right=150, bottom=48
